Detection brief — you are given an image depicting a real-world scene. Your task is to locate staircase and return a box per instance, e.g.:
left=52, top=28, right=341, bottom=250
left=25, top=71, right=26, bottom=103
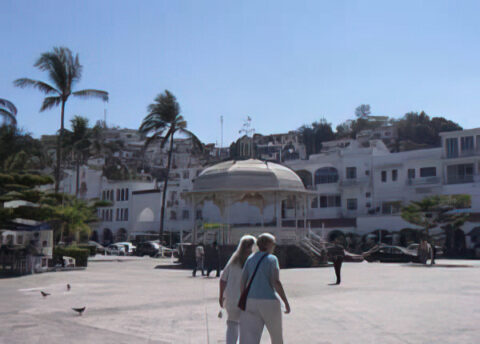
left=298, top=232, right=329, bottom=266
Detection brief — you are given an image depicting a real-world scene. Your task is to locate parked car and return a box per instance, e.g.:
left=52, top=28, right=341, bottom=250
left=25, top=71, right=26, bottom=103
left=135, top=242, right=160, bottom=257
left=106, top=244, right=126, bottom=256
left=364, top=245, right=416, bottom=263
left=406, top=243, right=443, bottom=257
left=114, top=242, right=136, bottom=255
left=88, top=240, right=106, bottom=255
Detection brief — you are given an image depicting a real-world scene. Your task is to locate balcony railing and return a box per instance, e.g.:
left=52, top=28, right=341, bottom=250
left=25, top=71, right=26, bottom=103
left=340, top=177, right=370, bottom=187
left=406, top=176, right=441, bottom=186
left=445, top=149, right=480, bottom=159
left=446, top=175, right=476, bottom=184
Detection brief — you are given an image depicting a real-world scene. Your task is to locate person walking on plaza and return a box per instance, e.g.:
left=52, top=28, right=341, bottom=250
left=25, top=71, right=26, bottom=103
left=329, top=241, right=345, bottom=285
left=239, top=233, right=290, bottom=344
left=219, top=235, right=256, bottom=344
left=207, top=241, right=221, bottom=277
left=192, top=244, right=205, bottom=277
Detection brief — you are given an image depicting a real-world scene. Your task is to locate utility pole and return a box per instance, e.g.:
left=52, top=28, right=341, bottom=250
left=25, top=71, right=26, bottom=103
left=220, top=115, right=224, bottom=149
left=239, top=116, right=255, bottom=158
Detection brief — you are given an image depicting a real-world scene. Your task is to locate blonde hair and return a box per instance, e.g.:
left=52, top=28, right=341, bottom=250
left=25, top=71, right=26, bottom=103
left=229, top=235, right=257, bottom=268
left=257, top=233, right=276, bottom=252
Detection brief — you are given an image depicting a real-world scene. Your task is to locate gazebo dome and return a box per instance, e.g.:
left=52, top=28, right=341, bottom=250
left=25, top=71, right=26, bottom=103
left=192, top=159, right=305, bottom=193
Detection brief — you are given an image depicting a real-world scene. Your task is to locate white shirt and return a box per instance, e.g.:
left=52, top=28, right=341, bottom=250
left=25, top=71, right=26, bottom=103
left=220, top=262, right=243, bottom=309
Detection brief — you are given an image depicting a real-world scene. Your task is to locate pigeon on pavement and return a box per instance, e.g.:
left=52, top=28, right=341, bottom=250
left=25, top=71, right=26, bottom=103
left=72, top=307, right=86, bottom=316
left=41, top=291, right=50, bottom=297
left=67, top=284, right=71, bottom=291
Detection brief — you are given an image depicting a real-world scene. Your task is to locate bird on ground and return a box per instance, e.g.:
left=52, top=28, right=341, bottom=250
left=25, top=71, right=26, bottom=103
left=40, top=291, right=50, bottom=297
left=72, top=307, right=86, bottom=316
left=67, top=284, right=71, bottom=291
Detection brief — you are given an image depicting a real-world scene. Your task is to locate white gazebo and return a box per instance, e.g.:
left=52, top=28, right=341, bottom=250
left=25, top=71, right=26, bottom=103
left=184, top=159, right=310, bottom=245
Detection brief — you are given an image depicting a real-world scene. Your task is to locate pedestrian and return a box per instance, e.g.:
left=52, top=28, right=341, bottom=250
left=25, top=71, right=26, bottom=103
left=192, top=244, right=205, bottom=277
left=207, top=241, right=221, bottom=277
left=219, top=235, right=256, bottom=344
left=329, top=241, right=345, bottom=285
left=239, top=233, right=290, bottom=344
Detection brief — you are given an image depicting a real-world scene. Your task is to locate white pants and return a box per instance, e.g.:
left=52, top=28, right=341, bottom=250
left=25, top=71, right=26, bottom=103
left=225, top=304, right=242, bottom=344
left=239, top=299, right=283, bottom=344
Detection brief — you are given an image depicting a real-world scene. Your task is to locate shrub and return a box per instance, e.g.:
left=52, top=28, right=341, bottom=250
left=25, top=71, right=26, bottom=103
left=77, top=244, right=97, bottom=257
left=53, top=247, right=89, bottom=267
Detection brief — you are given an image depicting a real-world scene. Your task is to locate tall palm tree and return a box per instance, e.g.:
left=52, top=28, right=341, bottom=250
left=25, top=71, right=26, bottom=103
left=139, top=90, right=202, bottom=245
left=14, top=47, right=108, bottom=193
left=64, top=116, right=92, bottom=197
left=0, top=98, right=17, bottom=126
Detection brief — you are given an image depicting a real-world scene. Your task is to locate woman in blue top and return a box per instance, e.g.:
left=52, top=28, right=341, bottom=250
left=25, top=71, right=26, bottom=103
left=239, top=233, right=290, bottom=344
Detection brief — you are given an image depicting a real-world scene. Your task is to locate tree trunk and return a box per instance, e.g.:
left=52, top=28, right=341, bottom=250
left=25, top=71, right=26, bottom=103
left=55, top=100, right=66, bottom=193
left=75, top=155, right=80, bottom=198
left=159, top=134, right=174, bottom=247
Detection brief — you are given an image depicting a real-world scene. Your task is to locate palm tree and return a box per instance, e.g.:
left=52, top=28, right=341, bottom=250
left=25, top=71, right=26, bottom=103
left=139, top=90, right=202, bottom=245
left=0, top=98, right=17, bottom=125
left=14, top=47, right=108, bottom=193
left=64, top=116, right=92, bottom=197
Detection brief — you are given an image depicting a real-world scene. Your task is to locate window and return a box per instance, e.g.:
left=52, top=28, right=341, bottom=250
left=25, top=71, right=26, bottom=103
left=311, top=197, right=318, bottom=208
left=124, top=208, right=129, bottom=221
left=102, top=191, right=106, bottom=200
left=183, top=171, right=190, bottom=179
left=121, top=189, right=125, bottom=201
left=196, top=209, right=203, bottom=220
left=125, top=188, right=129, bottom=200
left=445, top=138, right=458, bottom=158
left=319, top=195, right=341, bottom=208
left=346, top=167, right=357, bottom=179
left=382, top=201, right=402, bottom=214
left=116, top=189, right=120, bottom=201
left=365, top=192, right=371, bottom=198
left=116, top=208, right=120, bottom=221
left=17, top=235, right=23, bottom=245
left=42, top=240, right=48, bottom=247
left=392, top=169, right=398, bottom=181
left=102, top=210, right=105, bottom=221
left=314, top=167, right=339, bottom=184
left=381, top=171, right=387, bottom=182
left=120, top=209, right=124, bottom=221
left=170, top=211, right=177, bottom=220
left=461, top=136, right=474, bottom=153
left=365, top=170, right=370, bottom=176
left=447, top=164, right=474, bottom=184
left=182, top=209, right=189, bottom=219
left=420, top=167, right=436, bottom=177
left=170, top=191, right=177, bottom=201
left=408, top=169, right=415, bottom=179
left=347, top=198, right=357, bottom=210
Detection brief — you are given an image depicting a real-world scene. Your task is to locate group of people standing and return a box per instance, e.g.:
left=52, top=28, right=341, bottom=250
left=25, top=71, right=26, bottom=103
left=192, top=241, right=221, bottom=277
left=218, top=233, right=290, bottom=344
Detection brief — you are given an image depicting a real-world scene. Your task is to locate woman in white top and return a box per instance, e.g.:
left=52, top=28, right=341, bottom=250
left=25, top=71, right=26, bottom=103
left=219, top=235, right=257, bottom=344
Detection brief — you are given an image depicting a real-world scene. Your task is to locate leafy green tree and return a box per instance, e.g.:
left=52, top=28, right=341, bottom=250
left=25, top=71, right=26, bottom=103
left=0, top=99, right=17, bottom=126
left=0, top=125, right=48, bottom=172
left=401, top=194, right=470, bottom=243
left=139, top=90, right=203, bottom=244
left=355, top=104, right=371, bottom=118
left=14, top=47, right=108, bottom=192
left=299, top=118, right=335, bottom=156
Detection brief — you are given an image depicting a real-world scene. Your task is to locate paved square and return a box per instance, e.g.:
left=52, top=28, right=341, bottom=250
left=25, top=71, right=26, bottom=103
left=1, top=258, right=479, bottom=343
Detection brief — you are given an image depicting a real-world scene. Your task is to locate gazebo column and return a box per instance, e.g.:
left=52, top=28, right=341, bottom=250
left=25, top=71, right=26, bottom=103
left=275, top=192, right=282, bottom=229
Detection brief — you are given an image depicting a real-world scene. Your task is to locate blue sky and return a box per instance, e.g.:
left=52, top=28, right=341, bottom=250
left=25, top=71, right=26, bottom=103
left=1, top=0, right=480, bottom=145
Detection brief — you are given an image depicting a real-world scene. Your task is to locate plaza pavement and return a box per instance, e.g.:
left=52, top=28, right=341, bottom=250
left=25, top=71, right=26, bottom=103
left=0, top=258, right=479, bottom=344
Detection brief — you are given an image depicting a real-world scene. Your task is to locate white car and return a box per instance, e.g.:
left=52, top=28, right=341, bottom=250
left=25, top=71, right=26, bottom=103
left=107, top=244, right=126, bottom=256
left=114, top=242, right=136, bottom=255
